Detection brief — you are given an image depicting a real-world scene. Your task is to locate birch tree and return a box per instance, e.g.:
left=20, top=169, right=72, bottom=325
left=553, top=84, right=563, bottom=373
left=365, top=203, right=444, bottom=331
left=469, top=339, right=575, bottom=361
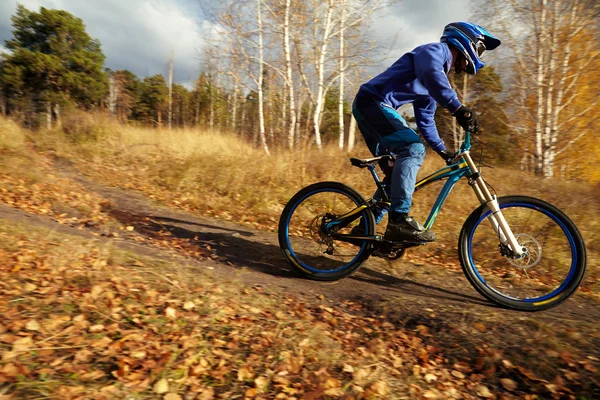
left=486, top=0, right=599, bottom=177
left=338, top=0, right=347, bottom=150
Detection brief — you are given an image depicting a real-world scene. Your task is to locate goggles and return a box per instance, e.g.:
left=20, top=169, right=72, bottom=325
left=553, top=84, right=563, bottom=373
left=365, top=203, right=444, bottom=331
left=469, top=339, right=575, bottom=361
left=472, top=40, right=486, bottom=57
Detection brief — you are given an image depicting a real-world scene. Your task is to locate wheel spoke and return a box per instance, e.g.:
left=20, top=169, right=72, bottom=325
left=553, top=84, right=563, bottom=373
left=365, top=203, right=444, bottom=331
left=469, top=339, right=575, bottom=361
left=283, top=188, right=372, bottom=273
left=465, top=200, right=580, bottom=305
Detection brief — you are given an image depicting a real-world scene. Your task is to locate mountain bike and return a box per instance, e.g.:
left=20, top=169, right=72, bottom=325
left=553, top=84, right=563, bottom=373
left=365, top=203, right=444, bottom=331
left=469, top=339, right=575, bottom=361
left=278, top=130, right=586, bottom=311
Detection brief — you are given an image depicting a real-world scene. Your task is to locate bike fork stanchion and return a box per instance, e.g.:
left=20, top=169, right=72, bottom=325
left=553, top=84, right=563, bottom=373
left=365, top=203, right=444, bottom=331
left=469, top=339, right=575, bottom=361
left=463, top=151, right=526, bottom=258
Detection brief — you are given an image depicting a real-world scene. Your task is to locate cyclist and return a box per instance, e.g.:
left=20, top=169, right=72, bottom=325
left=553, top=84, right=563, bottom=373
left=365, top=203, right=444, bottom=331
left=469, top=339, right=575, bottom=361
left=352, top=22, right=501, bottom=242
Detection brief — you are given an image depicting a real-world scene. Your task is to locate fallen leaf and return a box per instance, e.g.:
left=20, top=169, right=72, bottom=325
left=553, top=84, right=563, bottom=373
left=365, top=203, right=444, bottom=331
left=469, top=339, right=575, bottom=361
left=476, top=385, right=494, bottom=398
left=197, top=387, right=215, bottom=400
left=25, top=320, right=40, bottom=331
left=369, top=381, right=389, bottom=396
left=500, top=378, right=517, bottom=391
left=163, top=394, right=182, bottom=400
left=451, top=370, right=465, bottom=379
left=473, top=323, right=487, bottom=333
left=153, top=378, right=169, bottom=394
left=23, top=283, right=37, bottom=292
left=183, top=301, right=195, bottom=310
left=255, top=376, right=269, bottom=394
left=238, top=366, right=253, bottom=381
left=423, top=390, right=438, bottom=399
left=91, top=285, right=103, bottom=299
left=12, top=336, right=33, bottom=352
left=89, top=324, right=105, bottom=333
left=425, top=374, right=437, bottom=383
left=165, top=307, right=177, bottom=319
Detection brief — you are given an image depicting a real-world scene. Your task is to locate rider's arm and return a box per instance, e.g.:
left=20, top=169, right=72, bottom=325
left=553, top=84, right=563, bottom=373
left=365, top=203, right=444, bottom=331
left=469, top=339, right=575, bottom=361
left=413, top=97, right=446, bottom=153
left=414, top=43, right=462, bottom=113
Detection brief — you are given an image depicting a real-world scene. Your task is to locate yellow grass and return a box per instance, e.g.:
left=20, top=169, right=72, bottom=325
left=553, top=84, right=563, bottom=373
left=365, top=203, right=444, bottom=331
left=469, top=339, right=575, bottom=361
left=3, top=113, right=599, bottom=293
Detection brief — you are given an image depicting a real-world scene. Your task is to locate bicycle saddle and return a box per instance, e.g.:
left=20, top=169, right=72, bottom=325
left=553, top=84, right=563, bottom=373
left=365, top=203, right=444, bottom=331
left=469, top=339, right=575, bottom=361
left=349, top=155, right=394, bottom=168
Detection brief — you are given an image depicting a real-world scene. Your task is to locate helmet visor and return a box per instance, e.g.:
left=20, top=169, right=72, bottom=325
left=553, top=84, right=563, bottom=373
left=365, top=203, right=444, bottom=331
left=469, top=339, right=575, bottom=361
left=473, top=40, right=486, bottom=57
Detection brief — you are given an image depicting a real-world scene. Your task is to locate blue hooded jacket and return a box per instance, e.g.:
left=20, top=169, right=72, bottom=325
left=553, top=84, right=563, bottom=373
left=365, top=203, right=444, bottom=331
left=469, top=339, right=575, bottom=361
left=358, top=42, right=461, bottom=153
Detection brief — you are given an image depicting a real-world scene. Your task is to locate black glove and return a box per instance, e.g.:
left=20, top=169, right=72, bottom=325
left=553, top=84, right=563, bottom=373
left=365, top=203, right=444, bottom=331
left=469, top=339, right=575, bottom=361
left=453, top=106, right=479, bottom=133
left=437, top=149, right=456, bottom=165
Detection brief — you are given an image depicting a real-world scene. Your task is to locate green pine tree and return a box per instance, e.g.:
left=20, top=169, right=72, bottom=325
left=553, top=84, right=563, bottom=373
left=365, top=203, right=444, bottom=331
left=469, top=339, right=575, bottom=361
left=0, top=5, right=107, bottom=122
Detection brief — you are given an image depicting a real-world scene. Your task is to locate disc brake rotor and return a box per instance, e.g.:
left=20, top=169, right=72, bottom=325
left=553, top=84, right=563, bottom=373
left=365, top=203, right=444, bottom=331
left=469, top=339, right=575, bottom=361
left=506, top=233, right=542, bottom=269
left=308, top=214, right=333, bottom=245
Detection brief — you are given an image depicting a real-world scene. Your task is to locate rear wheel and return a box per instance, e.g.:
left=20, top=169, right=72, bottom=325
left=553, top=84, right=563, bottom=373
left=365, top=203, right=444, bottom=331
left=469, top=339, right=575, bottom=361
left=459, top=196, right=586, bottom=311
left=278, top=182, right=375, bottom=281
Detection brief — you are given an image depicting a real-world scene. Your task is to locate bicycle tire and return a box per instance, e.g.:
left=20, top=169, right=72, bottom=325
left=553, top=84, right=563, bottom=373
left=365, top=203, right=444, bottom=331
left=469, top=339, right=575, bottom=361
left=278, top=181, right=376, bottom=281
left=459, top=196, right=586, bottom=311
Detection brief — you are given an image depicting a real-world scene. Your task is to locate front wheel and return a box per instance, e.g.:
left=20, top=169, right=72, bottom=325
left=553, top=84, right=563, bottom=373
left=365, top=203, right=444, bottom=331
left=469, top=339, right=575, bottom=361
left=459, top=196, right=586, bottom=311
left=278, top=182, right=376, bottom=281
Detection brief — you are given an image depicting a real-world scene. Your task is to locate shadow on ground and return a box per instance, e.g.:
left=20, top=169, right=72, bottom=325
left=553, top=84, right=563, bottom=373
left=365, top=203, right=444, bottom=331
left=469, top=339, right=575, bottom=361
left=108, top=208, right=489, bottom=307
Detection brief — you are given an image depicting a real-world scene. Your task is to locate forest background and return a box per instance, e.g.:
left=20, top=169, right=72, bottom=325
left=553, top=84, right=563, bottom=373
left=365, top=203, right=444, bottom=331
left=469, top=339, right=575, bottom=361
left=0, top=0, right=598, bottom=182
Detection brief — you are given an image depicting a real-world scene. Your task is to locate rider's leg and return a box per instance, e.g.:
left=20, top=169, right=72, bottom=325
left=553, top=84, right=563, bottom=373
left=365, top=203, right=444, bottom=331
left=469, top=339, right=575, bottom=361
left=352, top=97, right=390, bottom=225
left=352, top=96, right=435, bottom=242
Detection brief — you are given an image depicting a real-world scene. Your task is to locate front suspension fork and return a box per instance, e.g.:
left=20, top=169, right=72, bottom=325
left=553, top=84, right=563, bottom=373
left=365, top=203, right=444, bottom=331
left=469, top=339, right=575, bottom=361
left=462, top=152, right=526, bottom=258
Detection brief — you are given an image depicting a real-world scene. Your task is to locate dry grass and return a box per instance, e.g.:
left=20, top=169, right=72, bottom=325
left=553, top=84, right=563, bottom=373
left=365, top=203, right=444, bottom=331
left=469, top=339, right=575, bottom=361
left=2, top=113, right=598, bottom=293
left=24, top=114, right=600, bottom=292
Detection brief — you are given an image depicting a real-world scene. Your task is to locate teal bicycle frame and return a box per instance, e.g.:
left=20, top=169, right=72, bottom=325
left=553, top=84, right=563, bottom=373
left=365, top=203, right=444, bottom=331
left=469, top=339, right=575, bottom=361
left=331, top=131, right=527, bottom=258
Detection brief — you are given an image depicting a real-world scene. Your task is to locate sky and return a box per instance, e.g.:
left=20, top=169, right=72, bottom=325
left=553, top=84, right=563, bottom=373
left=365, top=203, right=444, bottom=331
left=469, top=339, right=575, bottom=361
left=0, top=0, right=472, bottom=86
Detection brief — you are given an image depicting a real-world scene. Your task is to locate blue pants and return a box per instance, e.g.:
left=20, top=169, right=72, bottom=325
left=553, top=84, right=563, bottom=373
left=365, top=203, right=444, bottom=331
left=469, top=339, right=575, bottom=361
left=352, top=95, right=425, bottom=221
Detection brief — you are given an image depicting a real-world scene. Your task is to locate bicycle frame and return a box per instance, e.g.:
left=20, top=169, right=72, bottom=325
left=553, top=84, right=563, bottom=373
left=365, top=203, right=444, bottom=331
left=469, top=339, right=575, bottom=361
left=329, top=131, right=527, bottom=258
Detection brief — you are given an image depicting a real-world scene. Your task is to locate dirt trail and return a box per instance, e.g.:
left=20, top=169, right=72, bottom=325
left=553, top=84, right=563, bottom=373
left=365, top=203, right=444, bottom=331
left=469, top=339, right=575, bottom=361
left=2, top=158, right=599, bottom=394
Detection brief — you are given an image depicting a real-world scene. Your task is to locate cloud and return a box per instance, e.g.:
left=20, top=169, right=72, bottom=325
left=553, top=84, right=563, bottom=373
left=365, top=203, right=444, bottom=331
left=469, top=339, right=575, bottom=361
left=0, top=0, right=211, bottom=83
left=371, top=0, right=472, bottom=67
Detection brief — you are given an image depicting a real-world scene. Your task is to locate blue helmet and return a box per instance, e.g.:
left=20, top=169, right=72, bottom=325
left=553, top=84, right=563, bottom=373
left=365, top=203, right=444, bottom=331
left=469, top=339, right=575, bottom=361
left=441, top=22, right=501, bottom=74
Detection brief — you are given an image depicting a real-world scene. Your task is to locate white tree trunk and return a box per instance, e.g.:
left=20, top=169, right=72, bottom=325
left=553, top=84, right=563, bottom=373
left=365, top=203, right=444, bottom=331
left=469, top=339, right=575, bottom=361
left=338, top=0, right=347, bottom=150
left=257, top=0, right=270, bottom=155
left=534, top=0, right=547, bottom=175
left=108, top=74, right=118, bottom=116
left=283, top=0, right=297, bottom=150
left=232, top=85, right=239, bottom=131
left=313, top=0, right=335, bottom=150
left=542, top=1, right=559, bottom=178
left=53, top=103, right=61, bottom=127
left=347, top=114, right=356, bottom=152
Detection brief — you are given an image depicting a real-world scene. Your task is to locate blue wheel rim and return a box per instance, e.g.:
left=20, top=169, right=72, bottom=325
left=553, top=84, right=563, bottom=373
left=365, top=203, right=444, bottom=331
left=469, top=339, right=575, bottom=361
left=284, top=189, right=370, bottom=274
left=467, top=202, right=577, bottom=303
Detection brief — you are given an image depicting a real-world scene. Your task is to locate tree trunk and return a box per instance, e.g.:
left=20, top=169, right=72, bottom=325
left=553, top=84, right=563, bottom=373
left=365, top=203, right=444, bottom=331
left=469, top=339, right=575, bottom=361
left=542, top=0, right=559, bottom=179
left=209, top=79, right=215, bottom=132
left=53, top=103, right=61, bottom=127
left=347, top=114, right=356, bottom=152
left=46, top=102, right=52, bottom=130
left=338, top=0, right=347, bottom=150
left=257, top=0, right=270, bottom=155
left=108, top=74, right=118, bottom=116
left=168, top=51, right=174, bottom=129
left=232, top=85, right=239, bottom=132
left=312, top=0, right=334, bottom=150
left=534, top=0, right=547, bottom=176
left=241, top=99, right=247, bottom=139
left=283, top=0, right=296, bottom=150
